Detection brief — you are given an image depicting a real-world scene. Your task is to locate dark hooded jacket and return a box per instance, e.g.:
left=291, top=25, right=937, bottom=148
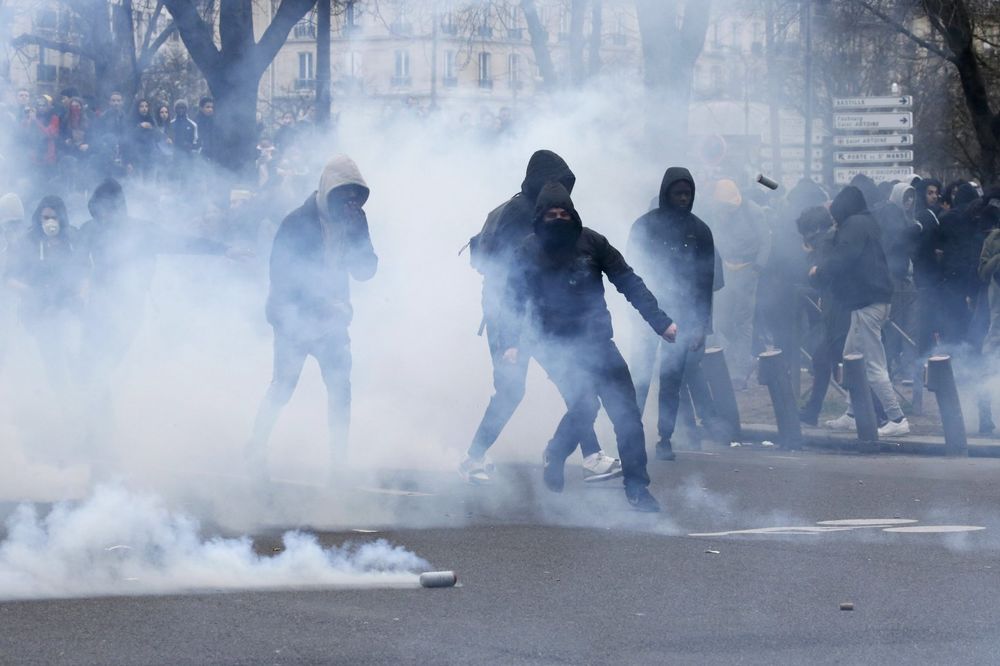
left=5, top=195, right=86, bottom=321
left=79, top=178, right=228, bottom=300
left=502, top=182, right=671, bottom=348
left=912, top=177, right=943, bottom=287
left=469, top=149, right=576, bottom=285
left=816, top=186, right=893, bottom=311
left=935, top=183, right=982, bottom=296
left=626, top=167, right=715, bottom=333
left=266, top=155, right=377, bottom=338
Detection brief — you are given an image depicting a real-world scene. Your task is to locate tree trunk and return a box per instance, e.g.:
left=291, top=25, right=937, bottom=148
left=521, top=0, right=558, bottom=91
left=316, top=0, right=331, bottom=127
left=634, top=0, right=711, bottom=151
left=569, top=0, right=587, bottom=86
left=589, top=1, right=603, bottom=77
left=922, top=0, right=998, bottom=182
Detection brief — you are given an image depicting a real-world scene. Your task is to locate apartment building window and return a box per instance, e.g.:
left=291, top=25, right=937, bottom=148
left=478, top=52, right=492, bottom=89
left=613, top=14, right=626, bottom=46
left=344, top=51, right=362, bottom=78
left=293, top=17, right=316, bottom=39
left=297, top=52, right=314, bottom=89
left=345, top=0, right=362, bottom=35
left=443, top=50, right=457, bottom=87
left=392, top=50, right=411, bottom=87
left=391, top=4, right=412, bottom=35
left=508, top=53, right=522, bottom=90
left=37, top=48, right=57, bottom=83
left=441, top=12, right=457, bottom=36
left=504, top=6, right=522, bottom=39
left=558, top=9, right=570, bottom=41
left=477, top=8, right=493, bottom=38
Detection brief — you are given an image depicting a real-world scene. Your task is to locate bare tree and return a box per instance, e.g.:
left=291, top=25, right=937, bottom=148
left=634, top=0, right=712, bottom=146
left=11, top=0, right=177, bottom=102
left=161, top=0, right=317, bottom=172
left=849, top=0, right=999, bottom=181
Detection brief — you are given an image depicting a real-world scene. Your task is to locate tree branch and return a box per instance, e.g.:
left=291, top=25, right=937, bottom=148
left=139, top=0, right=166, bottom=55
left=847, top=0, right=955, bottom=62
left=254, top=0, right=316, bottom=74
left=10, top=33, right=92, bottom=59
left=161, top=0, right=223, bottom=76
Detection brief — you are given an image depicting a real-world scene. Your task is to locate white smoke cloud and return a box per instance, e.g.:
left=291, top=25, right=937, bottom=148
left=0, top=485, right=429, bottom=600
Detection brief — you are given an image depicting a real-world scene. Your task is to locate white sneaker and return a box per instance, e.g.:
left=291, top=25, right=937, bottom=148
left=825, top=413, right=857, bottom=431
left=582, top=451, right=623, bottom=483
left=878, top=418, right=910, bottom=437
left=459, top=455, right=494, bottom=484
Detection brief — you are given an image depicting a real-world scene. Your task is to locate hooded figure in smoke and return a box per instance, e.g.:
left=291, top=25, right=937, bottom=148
left=4, top=195, right=86, bottom=391
left=627, top=167, right=715, bottom=460
left=707, top=179, right=769, bottom=386
left=248, top=155, right=377, bottom=478
left=811, top=186, right=908, bottom=437
left=462, top=150, right=620, bottom=485
left=501, top=182, right=674, bottom=512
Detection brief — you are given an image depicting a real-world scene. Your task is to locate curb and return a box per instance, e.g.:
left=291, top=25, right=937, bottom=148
left=740, top=423, right=1000, bottom=458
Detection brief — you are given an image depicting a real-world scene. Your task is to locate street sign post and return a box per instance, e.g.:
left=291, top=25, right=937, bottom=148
left=834, top=150, right=914, bottom=164
left=833, top=134, right=913, bottom=148
left=834, top=113, right=913, bottom=130
left=833, top=96, right=913, bottom=109
left=834, top=166, right=915, bottom=185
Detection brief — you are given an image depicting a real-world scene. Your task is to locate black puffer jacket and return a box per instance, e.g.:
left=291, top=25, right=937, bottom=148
left=817, top=186, right=893, bottom=311
left=503, top=182, right=671, bottom=347
left=627, top=167, right=715, bottom=333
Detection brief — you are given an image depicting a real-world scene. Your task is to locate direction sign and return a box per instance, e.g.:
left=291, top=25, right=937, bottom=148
left=834, top=113, right=912, bottom=130
left=834, top=96, right=913, bottom=109
left=760, top=147, right=825, bottom=160
left=834, top=166, right=914, bottom=185
left=833, top=134, right=913, bottom=148
left=835, top=150, right=914, bottom=164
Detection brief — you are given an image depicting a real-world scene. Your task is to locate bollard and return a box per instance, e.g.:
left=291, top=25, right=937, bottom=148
left=925, top=355, right=967, bottom=456
left=702, top=347, right=742, bottom=441
left=911, top=358, right=925, bottom=416
left=842, top=354, right=879, bottom=451
left=757, top=349, right=802, bottom=449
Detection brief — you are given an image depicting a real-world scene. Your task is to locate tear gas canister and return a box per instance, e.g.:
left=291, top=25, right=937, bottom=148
left=419, top=571, right=457, bottom=588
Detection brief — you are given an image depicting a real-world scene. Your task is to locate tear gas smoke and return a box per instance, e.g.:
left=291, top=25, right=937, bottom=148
left=0, top=485, right=429, bottom=600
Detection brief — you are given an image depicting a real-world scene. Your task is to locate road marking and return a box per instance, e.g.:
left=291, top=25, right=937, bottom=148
left=357, top=487, right=435, bottom=497
left=882, top=525, right=986, bottom=534
left=816, top=518, right=917, bottom=526
left=689, top=526, right=858, bottom=537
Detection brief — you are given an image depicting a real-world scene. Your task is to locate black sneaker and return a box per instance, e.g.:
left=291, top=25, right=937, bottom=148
left=799, top=411, right=818, bottom=427
left=542, top=448, right=565, bottom=493
left=626, top=486, right=661, bottom=513
left=655, top=440, right=676, bottom=461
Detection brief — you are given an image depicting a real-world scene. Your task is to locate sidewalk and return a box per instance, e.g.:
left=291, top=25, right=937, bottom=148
left=740, top=422, right=1000, bottom=457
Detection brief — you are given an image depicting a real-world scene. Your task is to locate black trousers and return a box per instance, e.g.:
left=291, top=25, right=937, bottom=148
left=534, top=337, right=649, bottom=489
left=468, top=315, right=600, bottom=460
left=250, top=327, right=352, bottom=449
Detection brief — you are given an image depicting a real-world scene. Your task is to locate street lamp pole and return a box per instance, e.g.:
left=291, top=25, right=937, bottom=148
left=803, top=0, right=814, bottom=181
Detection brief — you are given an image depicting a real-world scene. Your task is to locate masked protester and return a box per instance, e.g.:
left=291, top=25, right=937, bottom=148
left=4, top=195, right=86, bottom=391
left=627, top=167, right=715, bottom=461
left=461, top=150, right=620, bottom=484
left=875, top=183, right=921, bottom=381
left=935, top=183, right=982, bottom=347
left=501, top=182, right=675, bottom=512
left=811, top=186, right=909, bottom=437
left=248, top=155, right=377, bottom=481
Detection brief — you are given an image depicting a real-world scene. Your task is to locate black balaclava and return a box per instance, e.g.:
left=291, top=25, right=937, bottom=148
left=533, top=181, right=583, bottom=252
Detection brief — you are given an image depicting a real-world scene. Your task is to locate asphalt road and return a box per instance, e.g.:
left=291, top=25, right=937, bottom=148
left=2, top=447, right=1000, bottom=665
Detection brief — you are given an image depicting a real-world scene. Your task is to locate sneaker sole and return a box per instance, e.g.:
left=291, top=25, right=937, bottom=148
left=583, top=468, right=624, bottom=483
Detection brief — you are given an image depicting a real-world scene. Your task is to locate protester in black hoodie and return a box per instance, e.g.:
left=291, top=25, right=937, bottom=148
left=935, top=183, right=982, bottom=346
left=812, top=186, right=909, bottom=437
left=461, top=150, right=616, bottom=485
left=627, top=167, right=715, bottom=460
left=502, top=182, right=675, bottom=512
left=912, top=177, right=944, bottom=356
left=248, top=155, right=376, bottom=480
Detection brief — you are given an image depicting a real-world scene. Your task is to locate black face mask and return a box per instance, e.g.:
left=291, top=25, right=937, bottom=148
left=539, top=219, right=578, bottom=251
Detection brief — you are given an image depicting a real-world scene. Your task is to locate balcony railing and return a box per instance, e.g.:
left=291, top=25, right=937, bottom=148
left=391, top=75, right=412, bottom=87
left=295, top=78, right=316, bottom=90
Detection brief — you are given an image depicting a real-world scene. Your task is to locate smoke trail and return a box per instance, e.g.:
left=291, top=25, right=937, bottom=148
left=0, top=485, right=429, bottom=600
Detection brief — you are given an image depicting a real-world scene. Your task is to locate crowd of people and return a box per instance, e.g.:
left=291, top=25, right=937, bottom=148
left=2, top=82, right=1000, bottom=513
